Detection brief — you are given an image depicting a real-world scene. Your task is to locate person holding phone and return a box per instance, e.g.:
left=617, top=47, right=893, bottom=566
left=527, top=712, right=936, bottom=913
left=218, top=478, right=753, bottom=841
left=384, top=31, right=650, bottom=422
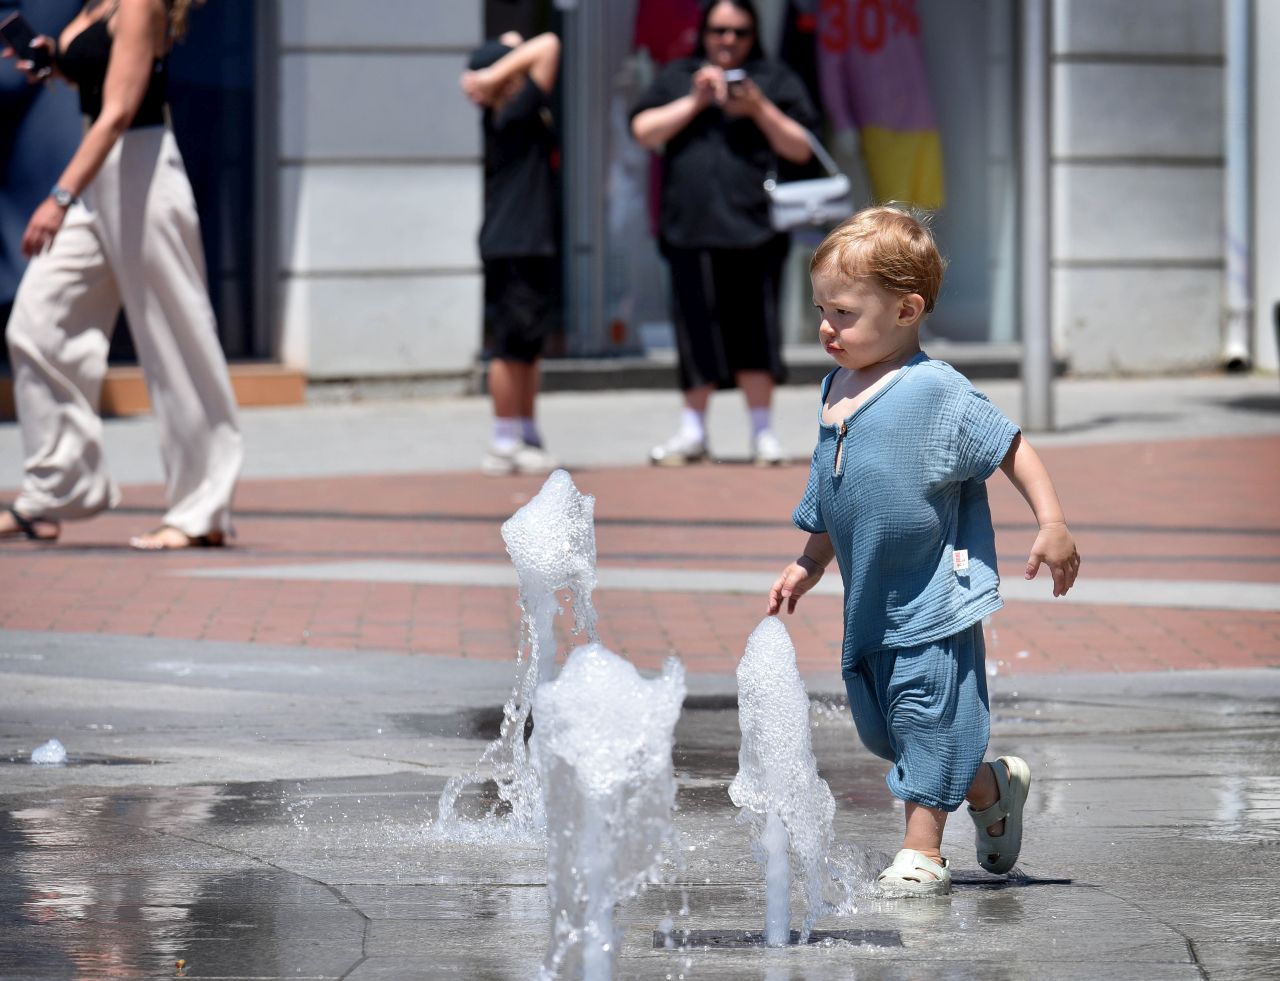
left=631, top=0, right=817, bottom=467
left=0, top=0, right=242, bottom=549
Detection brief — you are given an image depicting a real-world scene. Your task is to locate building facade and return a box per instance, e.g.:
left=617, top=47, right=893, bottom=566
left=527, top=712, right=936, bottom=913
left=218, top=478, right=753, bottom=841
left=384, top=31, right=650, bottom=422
left=1, top=0, right=1275, bottom=402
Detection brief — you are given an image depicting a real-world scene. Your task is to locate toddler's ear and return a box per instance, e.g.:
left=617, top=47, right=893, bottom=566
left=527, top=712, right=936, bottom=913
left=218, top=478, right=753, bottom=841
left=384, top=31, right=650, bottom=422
left=898, top=293, right=926, bottom=327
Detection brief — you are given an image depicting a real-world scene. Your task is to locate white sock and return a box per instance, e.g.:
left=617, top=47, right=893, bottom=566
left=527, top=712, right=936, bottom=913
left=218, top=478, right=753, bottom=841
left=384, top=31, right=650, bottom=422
left=679, top=408, right=706, bottom=442
left=492, top=417, right=521, bottom=454
left=520, top=417, right=541, bottom=447
left=749, top=408, right=772, bottom=438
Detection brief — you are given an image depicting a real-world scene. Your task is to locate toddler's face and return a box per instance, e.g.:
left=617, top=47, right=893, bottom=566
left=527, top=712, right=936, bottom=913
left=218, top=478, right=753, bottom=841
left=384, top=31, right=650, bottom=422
left=811, top=265, right=923, bottom=372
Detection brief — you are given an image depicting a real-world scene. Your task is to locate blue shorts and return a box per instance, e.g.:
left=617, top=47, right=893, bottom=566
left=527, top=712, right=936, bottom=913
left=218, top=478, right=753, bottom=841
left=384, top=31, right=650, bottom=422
left=843, top=622, right=991, bottom=811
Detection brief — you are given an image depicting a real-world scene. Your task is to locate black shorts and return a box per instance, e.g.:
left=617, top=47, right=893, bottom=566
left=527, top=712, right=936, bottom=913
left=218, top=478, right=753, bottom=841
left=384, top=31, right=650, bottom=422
left=483, top=256, right=555, bottom=363
left=661, top=236, right=789, bottom=391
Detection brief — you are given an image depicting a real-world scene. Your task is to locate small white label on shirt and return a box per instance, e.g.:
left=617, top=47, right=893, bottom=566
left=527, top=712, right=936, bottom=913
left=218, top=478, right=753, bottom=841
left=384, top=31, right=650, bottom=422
left=953, top=549, right=970, bottom=574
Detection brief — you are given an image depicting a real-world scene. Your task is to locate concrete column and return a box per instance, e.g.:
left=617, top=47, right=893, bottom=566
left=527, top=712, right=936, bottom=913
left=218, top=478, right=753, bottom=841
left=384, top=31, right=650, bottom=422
left=1254, top=0, right=1280, bottom=370
left=1020, top=0, right=1053, bottom=430
left=1220, top=0, right=1252, bottom=369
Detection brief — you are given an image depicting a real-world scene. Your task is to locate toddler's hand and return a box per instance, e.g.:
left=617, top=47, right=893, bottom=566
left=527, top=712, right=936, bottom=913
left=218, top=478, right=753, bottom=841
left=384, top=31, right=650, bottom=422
left=1024, top=521, right=1080, bottom=597
left=768, top=556, right=824, bottom=615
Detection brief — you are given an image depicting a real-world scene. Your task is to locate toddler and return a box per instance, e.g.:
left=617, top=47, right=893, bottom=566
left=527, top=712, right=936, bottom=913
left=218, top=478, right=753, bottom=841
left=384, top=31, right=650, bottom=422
left=768, top=205, right=1080, bottom=897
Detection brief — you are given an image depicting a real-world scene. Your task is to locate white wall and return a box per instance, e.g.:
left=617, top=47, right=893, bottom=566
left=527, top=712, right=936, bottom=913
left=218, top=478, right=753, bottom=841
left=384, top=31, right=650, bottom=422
left=1052, top=0, right=1225, bottom=374
left=274, top=0, right=483, bottom=381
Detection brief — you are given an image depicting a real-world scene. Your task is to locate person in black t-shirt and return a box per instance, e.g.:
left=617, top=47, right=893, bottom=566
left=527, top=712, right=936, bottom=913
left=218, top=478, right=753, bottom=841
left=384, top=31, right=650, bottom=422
left=631, top=0, right=818, bottom=468
left=462, top=32, right=561, bottom=477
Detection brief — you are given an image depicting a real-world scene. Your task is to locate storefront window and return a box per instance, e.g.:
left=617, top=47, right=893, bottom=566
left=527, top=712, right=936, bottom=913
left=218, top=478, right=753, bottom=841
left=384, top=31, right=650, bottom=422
left=580, top=0, right=1018, bottom=356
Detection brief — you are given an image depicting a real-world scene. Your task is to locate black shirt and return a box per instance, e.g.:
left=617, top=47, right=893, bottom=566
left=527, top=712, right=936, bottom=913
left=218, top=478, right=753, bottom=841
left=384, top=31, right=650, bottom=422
left=57, top=17, right=168, bottom=127
left=479, top=77, right=557, bottom=260
left=631, top=57, right=819, bottom=250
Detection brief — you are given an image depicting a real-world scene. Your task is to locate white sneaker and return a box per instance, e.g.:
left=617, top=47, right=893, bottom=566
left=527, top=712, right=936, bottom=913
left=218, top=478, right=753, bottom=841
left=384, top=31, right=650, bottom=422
left=650, top=432, right=709, bottom=466
left=513, top=443, right=558, bottom=474
left=752, top=430, right=786, bottom=467
left=481, top=445, right=518, bottom=476
left=482, top=443, right=559, bottom=476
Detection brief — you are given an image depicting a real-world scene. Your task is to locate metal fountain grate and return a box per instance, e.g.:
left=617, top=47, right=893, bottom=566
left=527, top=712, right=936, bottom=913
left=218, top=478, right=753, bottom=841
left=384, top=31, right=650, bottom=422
left=654, top=928, right=903, bottom=949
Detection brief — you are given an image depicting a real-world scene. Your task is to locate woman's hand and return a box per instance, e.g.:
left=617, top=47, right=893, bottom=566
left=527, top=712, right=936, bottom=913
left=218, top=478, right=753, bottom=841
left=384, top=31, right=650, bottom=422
left=21, top=197, right=69, bottom=257
left=4, top=35, right=55, bottom=82
left=690, top=64, right=726, bottom=109
left=723, top=77, right=765, bottom=119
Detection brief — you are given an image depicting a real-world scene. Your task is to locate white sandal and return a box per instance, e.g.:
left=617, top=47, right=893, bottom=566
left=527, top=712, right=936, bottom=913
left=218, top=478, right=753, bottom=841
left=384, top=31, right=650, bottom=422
left=876, top=848, right=952, bottom=897
left=968, top=755, right=1031, bottom=875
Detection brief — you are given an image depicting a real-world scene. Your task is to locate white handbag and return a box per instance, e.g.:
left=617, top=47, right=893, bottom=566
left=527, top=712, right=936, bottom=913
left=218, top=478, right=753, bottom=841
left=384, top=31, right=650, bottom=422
left=763, top=131, right=855, bottom=233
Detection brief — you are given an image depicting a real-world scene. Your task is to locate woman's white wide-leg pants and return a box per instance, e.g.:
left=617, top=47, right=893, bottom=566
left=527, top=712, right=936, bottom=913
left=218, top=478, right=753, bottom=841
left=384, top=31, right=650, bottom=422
left=6, top=126, right=242, bottom=536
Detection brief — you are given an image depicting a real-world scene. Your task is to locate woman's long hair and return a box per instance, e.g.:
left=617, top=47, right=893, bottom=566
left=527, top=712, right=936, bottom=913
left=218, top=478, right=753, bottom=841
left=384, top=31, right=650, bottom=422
left=169, top=0, right=206, bottom=41
left=692, top=0, right=767, bottom=62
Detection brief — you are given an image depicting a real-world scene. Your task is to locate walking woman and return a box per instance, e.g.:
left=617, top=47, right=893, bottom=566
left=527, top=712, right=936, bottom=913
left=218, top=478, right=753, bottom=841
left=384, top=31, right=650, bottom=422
left=631, top=0, right=817, bottom=466
left=1, top=0, right=242, bottom=549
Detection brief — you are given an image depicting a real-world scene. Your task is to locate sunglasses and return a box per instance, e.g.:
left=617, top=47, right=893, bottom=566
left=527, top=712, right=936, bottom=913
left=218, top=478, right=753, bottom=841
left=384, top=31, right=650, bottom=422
left=705, top=25, right=754, bottom=39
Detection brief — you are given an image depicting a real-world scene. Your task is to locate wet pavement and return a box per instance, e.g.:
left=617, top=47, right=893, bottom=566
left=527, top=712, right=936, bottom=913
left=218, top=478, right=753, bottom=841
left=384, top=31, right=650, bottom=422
left=2, top=631, right=1279, bottom=979
left=1, top=372, right=1279, bottom=978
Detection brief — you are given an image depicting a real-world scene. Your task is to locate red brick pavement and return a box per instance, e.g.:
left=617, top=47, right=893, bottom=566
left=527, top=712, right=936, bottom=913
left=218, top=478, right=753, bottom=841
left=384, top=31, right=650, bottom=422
left=1, top=435, right=1277, bottom=677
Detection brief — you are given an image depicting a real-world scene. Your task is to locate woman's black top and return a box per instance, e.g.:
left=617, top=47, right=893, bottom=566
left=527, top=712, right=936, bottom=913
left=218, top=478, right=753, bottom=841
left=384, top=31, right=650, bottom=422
left=631, top=56, right=819, bottom=250
left=57, top=17, right=167, bottom=127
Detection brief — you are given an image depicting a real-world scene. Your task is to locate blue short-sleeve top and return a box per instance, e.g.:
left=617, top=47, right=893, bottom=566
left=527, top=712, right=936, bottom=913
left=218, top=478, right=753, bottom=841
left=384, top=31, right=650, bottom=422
left=791, top=354, right=1021, bottom=671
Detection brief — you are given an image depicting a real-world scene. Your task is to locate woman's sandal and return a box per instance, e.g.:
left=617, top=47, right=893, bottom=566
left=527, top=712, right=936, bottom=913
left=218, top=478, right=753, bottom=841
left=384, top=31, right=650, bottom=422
left=968, top=755, right=1031, bottom=875
left=129, top=527, right=227, bottom=551
left=876, top=848, right=952, bottom=898
left=1, top=507, right=60, bottom=543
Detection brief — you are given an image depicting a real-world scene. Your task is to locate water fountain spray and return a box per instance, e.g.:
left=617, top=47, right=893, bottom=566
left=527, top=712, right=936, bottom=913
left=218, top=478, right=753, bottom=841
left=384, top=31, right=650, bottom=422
left=432, top=470, right=684, bottom=975
left=729, top=616, right=836, bottom=945
left=436, top=470, right=599, bottom=837
left=533, top=644, right=685, bottom=980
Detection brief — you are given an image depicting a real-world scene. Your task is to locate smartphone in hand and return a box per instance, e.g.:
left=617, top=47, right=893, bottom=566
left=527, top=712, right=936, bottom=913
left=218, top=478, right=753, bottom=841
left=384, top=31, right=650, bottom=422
left=0, top=12, right=53, bottom=74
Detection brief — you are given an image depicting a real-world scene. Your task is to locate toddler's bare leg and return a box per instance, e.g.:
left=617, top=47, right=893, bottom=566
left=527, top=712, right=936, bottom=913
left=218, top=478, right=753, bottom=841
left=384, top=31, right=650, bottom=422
left=902, top=759, right=1009, bottom=863
left=902, top=802, right=947, bottom=864
left=966, top=761, right=1007, bottom=835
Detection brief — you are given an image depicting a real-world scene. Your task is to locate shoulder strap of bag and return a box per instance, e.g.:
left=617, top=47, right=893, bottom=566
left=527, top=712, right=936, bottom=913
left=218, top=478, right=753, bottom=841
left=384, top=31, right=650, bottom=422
left=766, top=129, right=842, bottom=187
left=804, top=130, right=842, bottom=178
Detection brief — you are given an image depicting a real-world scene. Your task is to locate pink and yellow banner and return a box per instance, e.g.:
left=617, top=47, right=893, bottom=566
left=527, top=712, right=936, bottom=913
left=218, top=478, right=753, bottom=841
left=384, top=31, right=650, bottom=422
left=817, top=0, right=945, bottom=208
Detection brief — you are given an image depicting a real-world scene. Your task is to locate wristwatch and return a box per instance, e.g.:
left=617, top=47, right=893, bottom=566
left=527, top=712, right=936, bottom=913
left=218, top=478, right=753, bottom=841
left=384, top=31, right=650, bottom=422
left=49, top=185, right=76, bottom=208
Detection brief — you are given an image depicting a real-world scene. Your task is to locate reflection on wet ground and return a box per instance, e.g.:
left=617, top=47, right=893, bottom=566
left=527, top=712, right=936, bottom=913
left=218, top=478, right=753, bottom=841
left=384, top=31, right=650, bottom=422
left=0, top=753, right=161, bottom=767
left=0, top=794, right=365, bottom=980
left=3, top=686, right=1279, bottom=979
